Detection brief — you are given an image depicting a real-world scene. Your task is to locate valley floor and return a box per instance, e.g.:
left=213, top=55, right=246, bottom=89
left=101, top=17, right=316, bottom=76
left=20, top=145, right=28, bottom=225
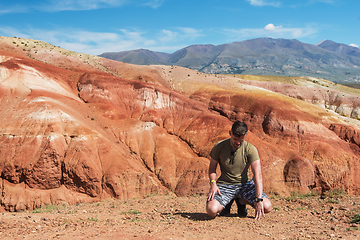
left=1, top=193, right=360, bottom=239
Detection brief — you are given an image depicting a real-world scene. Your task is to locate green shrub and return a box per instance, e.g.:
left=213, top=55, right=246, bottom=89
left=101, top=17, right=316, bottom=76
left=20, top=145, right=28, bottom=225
left=350, top=214, right=360, bottom=224
left=88, top=216, right=99, bottom=222
left=122, top=210, right=141, bottom=214
left=326, top=199, right=339, bottom=204
left=325, top=188, right=347, bottom=198
left=32, top=204, right=59, bottom=213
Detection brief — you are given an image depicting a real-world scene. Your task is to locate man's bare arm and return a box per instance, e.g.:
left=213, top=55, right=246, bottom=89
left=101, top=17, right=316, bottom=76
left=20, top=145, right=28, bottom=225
left=251, top=159, right=263, bottom=197
left=251, top=159, right=265, bottom=220
left=207, top=158, right=220, bottom=202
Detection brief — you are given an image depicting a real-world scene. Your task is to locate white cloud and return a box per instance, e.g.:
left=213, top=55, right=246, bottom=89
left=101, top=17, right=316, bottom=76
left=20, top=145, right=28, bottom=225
left=264, top=23, right=283, bottom=31
left=177, top=27, right=204, bottom=39
left=0, top=25, right=200, bottom=55
left=246, top=0, right=281, bottom=7
left=0, top=26, right=33, bottom=39
left=350, top=43, right=359, bottom=48
left=0, top=27, right=141, bottom=54
left=41, top=0, right=127, bottom=11
left=160, top=27, right=204, bottom=43
left=309, top=0, right=336, bottom=4
left=0, top=4, right=28, bottom=14
left=224, top=24, right=317, bottom=40
left=142, top=0, right=165, bottom=9
left=0, top=23, right=320, bottom=55
left=0, top=0, right=164, bottom=13
left=160, top=29, right=178, bottom=43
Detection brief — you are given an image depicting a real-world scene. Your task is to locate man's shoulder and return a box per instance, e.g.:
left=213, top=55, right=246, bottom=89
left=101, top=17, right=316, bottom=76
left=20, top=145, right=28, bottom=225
left=240, top=141, right=258, bottom=155
left=243, top=140, right=256, bottom=149
left=210, top=138, right=230, bottom=160
left=214, top=138, right=230, bottom=147
left=211, top=138, right=230, bottom=153
left=243, top=141, right=259, bottom=160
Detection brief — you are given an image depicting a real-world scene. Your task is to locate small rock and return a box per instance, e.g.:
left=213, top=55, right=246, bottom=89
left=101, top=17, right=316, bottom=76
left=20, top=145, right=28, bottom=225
left=339, top=206, right=349, bottom=211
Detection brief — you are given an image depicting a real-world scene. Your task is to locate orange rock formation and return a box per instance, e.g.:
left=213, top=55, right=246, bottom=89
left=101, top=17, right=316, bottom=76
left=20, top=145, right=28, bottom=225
left=1, top=36, right=360, bottom=211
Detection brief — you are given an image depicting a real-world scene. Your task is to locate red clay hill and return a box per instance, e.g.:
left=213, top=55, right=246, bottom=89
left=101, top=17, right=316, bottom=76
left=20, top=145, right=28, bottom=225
left=1, top=36, right=360, bottom=211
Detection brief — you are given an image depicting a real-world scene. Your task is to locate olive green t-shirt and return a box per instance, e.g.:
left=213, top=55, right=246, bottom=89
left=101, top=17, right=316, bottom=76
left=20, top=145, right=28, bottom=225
left=209, top=139, right=259, bottom=184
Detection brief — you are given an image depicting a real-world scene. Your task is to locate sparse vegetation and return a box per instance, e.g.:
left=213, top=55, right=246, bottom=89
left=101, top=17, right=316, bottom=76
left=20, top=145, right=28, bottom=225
left=324, top=188, right=347, bottom=198
left=285, top=191, right=318, bottom=201
left=0, top=194, right=359, bottom=239
left=88, top=216, right=99, bottom=222
left=346, top=226, right=359, bottom=231
left=121, top=210, right=142, bottom=214
left=326, top=198, right=340, bottom=204
left=142, top=191, right=161, bottom=199
left=232, top=74, right=360, bottom=96
left=32, top=204, right=60, bottom=213
left=350, top=214, right=360, bottom=224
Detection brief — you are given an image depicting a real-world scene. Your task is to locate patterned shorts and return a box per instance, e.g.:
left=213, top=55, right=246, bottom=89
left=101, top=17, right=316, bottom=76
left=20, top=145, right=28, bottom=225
left=213, top=179, right=268, bottom=208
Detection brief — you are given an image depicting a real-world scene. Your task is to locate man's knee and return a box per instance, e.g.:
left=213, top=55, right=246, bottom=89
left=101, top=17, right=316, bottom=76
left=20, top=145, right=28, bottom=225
left=263, top=198, right=272, bottom=213
left=206, top=200, right=223, bottom=217
left=206, top=207, right=217, bottom=217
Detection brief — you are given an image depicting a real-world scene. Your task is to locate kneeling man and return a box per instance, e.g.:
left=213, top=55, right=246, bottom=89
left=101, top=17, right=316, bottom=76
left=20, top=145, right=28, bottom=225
left=206, top=121, right=272, bottom=220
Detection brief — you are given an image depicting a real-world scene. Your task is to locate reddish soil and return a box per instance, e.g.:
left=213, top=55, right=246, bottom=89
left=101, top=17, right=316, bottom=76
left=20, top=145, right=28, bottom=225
left=1, top=193, right=360, bottom=240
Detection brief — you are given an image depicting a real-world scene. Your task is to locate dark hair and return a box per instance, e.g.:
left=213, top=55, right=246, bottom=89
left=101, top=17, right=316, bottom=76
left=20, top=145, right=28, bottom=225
left=231, top=121, right=248, bottom=137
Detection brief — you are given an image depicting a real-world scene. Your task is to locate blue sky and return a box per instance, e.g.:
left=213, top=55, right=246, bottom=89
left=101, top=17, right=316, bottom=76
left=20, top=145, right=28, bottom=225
left=0, top=0, right=359, bottom=55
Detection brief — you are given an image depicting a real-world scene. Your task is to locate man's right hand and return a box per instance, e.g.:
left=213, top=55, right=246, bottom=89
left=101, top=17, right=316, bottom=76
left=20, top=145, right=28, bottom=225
left=207, top=182, right=221, bottom=202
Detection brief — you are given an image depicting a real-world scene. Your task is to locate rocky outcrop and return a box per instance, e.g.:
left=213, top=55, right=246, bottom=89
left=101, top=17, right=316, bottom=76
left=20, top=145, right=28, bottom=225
left=236, top=78, right=360, bottom=120
left=190, top=86, right=360, bottom=195
left=1, top=36, right=360, bottom=211
left=0, top=52, right=227, bottom=211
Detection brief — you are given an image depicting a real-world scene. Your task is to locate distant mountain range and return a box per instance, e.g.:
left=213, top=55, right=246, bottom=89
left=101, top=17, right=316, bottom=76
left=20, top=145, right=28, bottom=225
left=99, top=38, right=360, bottom=83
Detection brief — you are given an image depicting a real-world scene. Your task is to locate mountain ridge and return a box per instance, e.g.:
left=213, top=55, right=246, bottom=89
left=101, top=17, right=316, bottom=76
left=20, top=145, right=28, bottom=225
left=99, top=38, right=360, bottom=83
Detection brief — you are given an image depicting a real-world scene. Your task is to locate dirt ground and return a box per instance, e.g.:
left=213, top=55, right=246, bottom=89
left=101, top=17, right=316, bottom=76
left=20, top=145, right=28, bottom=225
left=1, top=192, right=360, bottom=240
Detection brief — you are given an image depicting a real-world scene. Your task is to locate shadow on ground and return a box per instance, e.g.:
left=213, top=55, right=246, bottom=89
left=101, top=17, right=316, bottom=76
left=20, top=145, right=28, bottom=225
left=172, top=212, right=251, bottom=221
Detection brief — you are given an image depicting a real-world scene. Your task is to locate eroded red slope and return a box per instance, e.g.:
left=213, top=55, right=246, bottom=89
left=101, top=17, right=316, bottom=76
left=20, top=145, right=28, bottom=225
left=1, top=36, right=360, bottom=211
